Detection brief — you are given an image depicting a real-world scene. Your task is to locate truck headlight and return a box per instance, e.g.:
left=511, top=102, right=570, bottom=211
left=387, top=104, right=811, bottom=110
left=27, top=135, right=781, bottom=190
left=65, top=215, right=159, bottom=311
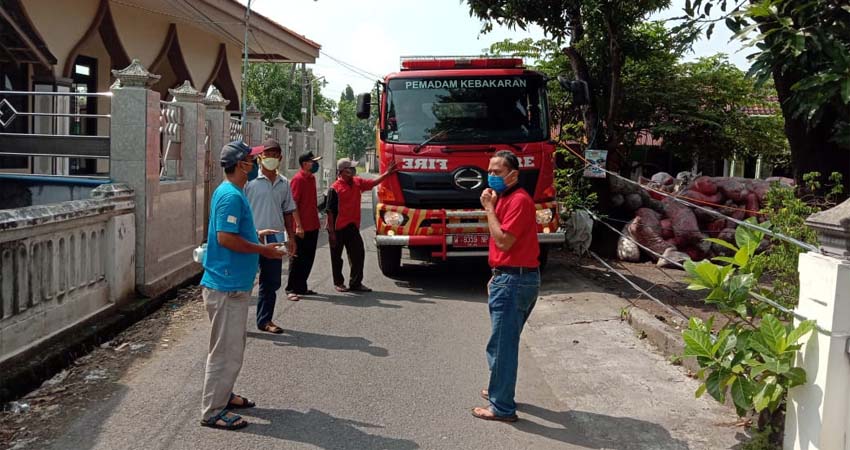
left=382, top=211, right=406, bottom=226
left=535, top=209, right=554, bottom=225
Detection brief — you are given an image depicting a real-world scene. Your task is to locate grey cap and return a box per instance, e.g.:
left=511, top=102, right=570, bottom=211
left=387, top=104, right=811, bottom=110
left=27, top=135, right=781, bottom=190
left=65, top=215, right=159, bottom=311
left=337, top=158, right=357, bottom=171
left=220, top=141, right=261, bottom=168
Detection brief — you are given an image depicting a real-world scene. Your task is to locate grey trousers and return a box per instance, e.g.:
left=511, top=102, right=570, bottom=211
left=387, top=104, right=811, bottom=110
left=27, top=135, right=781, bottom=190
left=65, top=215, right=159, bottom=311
left=201, top=288, right=251, bottom=420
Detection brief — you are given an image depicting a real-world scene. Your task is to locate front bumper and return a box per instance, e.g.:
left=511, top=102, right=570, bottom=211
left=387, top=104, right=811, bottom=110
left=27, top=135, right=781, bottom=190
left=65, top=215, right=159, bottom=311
left=375, top=232, right=566, bottom=246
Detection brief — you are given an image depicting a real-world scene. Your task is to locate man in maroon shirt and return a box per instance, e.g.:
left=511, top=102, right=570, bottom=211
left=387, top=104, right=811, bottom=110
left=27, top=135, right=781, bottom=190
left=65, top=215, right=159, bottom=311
left=472, top=150, right=540, bottom=423
left=286, top=151, right=323, bottom=296
left=325, top=157, right=397, bottom=292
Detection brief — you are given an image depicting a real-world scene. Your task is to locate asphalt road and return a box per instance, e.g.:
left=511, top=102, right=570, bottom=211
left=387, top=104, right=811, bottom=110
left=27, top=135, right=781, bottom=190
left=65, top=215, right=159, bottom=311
left=47, top=194, right=570, bottom=450
left=47, top=193, right=741, bottom=450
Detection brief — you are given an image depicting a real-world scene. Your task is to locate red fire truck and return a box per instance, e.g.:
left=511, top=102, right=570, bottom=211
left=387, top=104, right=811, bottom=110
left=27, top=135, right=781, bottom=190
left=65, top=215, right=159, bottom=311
left=356, top=56, right=565, bottom=276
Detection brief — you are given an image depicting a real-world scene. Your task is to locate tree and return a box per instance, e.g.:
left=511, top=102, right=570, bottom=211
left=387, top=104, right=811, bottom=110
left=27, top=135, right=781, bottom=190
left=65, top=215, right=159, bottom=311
left=467, top=0, right=671, bottom=171
left=649, top=55, right=789, bottom=173
left=489, top=24, right=788, bottom=176
left=334, top=85, right=374, bottom=160
left=678, top=0, right=850, bottom=187
left=245, top=63, right=335, bottom=127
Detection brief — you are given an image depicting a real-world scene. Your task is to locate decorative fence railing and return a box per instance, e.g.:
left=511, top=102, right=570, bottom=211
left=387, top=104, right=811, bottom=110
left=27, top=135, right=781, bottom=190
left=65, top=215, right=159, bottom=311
left=229, top=115, right=245, bottom=145
left=0, top=183, right=135, bottom=362
left=0, top=91, right=111, bottom=178
left=264, top=124, right=279, bottom=142
left=159, top=101, right=183, bottom=180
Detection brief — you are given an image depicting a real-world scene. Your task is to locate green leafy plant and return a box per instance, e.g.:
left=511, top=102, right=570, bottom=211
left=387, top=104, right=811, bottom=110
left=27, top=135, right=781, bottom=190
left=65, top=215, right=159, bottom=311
left=755, top=172, right=845, bottom=308
left=554, top=145, right=598, bottom=213
left=684, top=315, right=813, bottom=418
left=741, top=426, right=778, bottom=450
left=683, top=214, right=819, bottom=444
left=684, top=218, right=770, bottom=320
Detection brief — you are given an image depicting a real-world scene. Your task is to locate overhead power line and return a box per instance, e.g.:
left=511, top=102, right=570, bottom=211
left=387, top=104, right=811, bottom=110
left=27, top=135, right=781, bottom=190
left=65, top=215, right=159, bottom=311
left=319, top=51, right=383, bottom=81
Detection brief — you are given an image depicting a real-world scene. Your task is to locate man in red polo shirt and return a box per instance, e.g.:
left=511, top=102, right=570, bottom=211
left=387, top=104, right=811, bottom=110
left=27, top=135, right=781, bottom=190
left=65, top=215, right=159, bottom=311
left=286, top=151, right=323, bottom=296
left=472, top=150, right=540, bottom=423
left=325, top=158, right=397, bottom=292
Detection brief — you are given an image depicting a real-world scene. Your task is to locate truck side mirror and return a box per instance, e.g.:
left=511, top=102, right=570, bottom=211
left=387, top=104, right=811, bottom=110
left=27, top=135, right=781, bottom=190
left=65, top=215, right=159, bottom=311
left=557, top=76, right=590, bottom=106
left=356, top=93, right=371, bottom=119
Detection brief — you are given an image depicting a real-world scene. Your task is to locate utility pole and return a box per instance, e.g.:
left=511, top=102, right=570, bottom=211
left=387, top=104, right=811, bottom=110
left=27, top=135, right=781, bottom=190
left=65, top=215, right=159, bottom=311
left=300, top=63, right=309, bottom=152
left=241, top=0, right=252, bottom=124
left=300, top=63, right=308, bottom=131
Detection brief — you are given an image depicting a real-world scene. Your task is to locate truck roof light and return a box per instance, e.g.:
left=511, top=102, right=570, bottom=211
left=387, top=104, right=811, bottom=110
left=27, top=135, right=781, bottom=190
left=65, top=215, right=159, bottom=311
left=400, top=56, right=524, bottom=71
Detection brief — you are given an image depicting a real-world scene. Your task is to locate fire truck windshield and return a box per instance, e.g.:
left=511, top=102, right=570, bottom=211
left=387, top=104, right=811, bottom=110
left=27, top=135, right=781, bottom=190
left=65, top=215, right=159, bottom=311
left=384, top=75, right=548, bottom=146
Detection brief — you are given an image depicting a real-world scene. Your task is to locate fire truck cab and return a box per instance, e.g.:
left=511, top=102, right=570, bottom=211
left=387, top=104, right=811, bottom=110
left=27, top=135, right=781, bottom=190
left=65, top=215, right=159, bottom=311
left=357, top=56, right=564, bottom=276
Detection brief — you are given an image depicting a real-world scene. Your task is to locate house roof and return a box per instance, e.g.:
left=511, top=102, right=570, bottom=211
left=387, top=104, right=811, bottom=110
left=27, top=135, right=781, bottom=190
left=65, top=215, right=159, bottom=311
left=741, top=98, right=780, bottom=117
left=0, top=0, right=57, bottom=68
left=116, top=0, right=320, bottom=63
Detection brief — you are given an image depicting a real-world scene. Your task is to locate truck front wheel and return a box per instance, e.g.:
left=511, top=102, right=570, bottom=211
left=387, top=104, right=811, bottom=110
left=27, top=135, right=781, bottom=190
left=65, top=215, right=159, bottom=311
left=538, top=245, right=549, bottom=272
left=377, top=246, right=402, bottom=277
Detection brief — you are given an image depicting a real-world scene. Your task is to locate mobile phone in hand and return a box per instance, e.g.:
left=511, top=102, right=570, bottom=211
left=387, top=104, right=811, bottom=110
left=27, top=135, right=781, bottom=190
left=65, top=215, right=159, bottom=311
left=264, top=232, right=286, bottom=244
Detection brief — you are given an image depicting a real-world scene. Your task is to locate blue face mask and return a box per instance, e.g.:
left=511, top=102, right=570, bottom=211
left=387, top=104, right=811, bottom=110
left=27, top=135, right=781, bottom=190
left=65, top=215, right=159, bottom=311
left=310, top=161, right=320, bottom=173
left=488, top=174, right=507, bottom=193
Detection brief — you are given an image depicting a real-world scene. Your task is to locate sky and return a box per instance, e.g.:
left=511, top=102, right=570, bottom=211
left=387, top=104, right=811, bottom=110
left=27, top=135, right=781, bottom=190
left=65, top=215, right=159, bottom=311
left=244, top=0, right=749, bottom=103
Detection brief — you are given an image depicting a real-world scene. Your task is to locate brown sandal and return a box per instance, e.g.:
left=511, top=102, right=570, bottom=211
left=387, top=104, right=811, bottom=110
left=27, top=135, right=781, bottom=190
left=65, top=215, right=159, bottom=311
left=471, top=406, right=518, bottom=422
left=260, top=322, right=284, bottom=334
left=227, top=393, right=256, bottom=409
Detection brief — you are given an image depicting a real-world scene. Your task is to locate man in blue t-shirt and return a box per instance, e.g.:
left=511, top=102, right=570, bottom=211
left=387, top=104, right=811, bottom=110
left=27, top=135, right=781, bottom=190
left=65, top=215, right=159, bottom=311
left=199, top=141, right=286, bottom=431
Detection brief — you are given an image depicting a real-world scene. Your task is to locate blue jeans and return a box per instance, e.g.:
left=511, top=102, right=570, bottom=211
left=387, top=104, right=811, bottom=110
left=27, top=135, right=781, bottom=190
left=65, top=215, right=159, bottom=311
left=256, top=255, right=282, bottom=328
left=486, top=270, right=540, bottom=417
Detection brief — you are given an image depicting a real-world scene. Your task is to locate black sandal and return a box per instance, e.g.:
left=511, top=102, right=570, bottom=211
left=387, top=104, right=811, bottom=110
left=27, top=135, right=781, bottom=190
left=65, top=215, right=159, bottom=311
left=227, top=393, right=256, bottom=409
left=200, top=410, right=248, bottom=430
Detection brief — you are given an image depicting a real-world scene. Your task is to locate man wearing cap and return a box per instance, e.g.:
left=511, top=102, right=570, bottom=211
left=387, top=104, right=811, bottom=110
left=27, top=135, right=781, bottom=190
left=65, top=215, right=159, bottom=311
left=286, top=151, right=323, bottom=296
left=325, top=157, right=398, bottom=292
left=200, top=141, right=286, bottom=431
left=245, top=139, right=303, bottom=334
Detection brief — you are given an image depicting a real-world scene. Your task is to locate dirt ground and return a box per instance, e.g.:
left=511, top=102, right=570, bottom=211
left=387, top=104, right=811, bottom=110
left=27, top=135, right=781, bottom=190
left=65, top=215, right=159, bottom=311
left=0, top=286, right=205, bottom=450
left=550, top=251, right=724, bottom=330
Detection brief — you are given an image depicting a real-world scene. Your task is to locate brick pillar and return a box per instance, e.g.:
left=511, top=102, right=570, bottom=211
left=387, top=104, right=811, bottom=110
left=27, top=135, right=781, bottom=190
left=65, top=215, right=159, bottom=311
left=245, top=104, right=263, bottom=147
left=169, top=81, right=206, bottom=244
left=272, top=114, right=291, bottom=174
left=108, top=59, right=161, bottom=289
left=203, top=87, right=230, bottom=192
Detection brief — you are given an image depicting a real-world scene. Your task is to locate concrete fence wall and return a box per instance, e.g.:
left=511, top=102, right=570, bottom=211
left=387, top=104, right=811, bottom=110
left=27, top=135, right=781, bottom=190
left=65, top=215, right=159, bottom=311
left=0, top=59, right=335, bottom=369
left=0, top=184, right=135, bottom=363
left=785, top=199, right=850, bottom=450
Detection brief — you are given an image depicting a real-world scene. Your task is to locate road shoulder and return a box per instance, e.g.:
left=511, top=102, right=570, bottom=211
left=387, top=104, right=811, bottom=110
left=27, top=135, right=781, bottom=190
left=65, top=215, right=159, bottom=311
left=521, top=268, right=748, bottom=449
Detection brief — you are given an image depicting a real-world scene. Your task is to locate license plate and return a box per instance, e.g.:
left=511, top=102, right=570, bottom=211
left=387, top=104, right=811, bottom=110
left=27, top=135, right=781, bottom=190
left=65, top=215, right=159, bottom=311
left=453, top=234, right=489, bottom=248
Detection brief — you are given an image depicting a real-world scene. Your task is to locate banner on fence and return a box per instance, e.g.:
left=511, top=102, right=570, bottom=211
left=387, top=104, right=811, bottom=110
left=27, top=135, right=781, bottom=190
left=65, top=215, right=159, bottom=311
left=583, top=149, right=608, bottom=178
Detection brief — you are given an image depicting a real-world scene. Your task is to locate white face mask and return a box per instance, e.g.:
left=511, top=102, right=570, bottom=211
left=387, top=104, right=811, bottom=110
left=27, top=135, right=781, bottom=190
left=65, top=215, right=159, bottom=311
left=261, top=157, right=280, bottom=171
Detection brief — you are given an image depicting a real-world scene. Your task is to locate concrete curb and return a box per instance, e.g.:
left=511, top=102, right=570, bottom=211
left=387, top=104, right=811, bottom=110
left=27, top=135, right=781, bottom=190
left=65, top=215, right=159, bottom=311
left=624, top=305, right=699, bottom=374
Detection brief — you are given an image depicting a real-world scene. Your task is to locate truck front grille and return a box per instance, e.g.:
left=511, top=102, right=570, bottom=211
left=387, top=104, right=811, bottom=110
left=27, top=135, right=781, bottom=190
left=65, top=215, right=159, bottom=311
left=397, top=170, right=539, bottom=209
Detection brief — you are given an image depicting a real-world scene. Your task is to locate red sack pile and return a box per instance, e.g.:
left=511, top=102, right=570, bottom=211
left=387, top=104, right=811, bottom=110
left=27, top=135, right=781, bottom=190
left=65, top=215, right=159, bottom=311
left=619, top=174, right=794, bottom=265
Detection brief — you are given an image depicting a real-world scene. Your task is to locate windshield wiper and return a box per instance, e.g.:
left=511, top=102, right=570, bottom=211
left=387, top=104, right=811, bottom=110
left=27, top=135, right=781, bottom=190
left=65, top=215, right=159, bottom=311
left=413, top=129, right=525, bottom=154
left=412, top=128, right=458, bottom=154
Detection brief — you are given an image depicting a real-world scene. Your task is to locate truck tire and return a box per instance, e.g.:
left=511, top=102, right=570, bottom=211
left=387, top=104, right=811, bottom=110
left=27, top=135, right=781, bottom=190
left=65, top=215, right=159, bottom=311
left=378, top=246, right=402, bottom=277
left=538, top=245, right=549, bottom=272
left=372, top=189, right=379, bottom=227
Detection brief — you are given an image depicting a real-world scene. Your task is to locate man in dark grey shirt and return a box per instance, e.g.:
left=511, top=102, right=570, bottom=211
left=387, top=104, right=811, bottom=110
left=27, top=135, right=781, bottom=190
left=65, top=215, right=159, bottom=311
left=245, top=139, right=302, bottom=333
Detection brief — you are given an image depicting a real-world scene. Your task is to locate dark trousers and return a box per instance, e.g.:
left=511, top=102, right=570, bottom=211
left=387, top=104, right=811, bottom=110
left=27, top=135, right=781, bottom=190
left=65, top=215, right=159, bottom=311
left=286, top=229, right=319, bottom=293
left=256, top=255, right=282, bottom=328
left=330, top=224, right=365, bottom=288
